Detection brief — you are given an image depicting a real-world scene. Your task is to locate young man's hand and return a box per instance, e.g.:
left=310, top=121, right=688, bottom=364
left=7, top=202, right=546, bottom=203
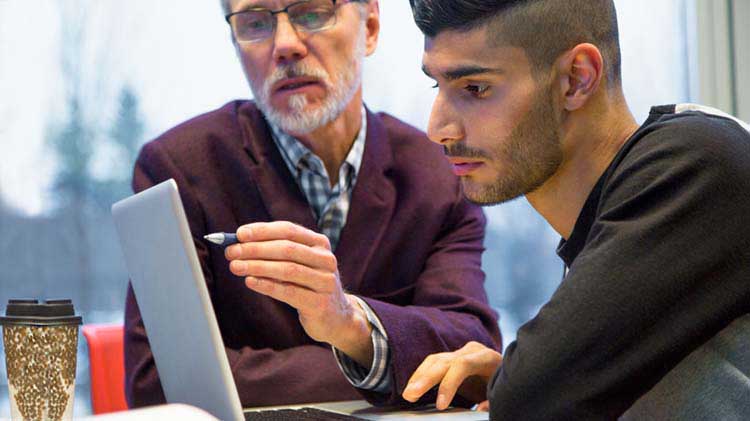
left=402, top=341, right=502, bottom=410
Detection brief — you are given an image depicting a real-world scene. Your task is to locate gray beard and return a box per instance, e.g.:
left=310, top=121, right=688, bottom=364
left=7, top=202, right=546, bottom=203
left=251, top=24, right=366, bottom=135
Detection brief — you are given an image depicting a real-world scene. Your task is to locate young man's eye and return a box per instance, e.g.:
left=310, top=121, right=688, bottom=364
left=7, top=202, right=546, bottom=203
left=431, top=82, right=439, bottom=89
left=465, top=84, right=490, bottom=97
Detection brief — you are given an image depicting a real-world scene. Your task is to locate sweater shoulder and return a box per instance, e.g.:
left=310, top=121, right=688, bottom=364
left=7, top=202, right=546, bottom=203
left=604, top=110, right=750, bottom=197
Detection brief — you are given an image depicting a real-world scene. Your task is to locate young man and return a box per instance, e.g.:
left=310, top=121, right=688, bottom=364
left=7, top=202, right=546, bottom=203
left=124, top=0, right=501, bottom=408
left=403, top=0, right=750, bottom=418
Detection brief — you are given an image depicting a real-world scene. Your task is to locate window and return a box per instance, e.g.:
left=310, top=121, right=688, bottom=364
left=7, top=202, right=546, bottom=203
left=0, top=0, right=724, bottom=416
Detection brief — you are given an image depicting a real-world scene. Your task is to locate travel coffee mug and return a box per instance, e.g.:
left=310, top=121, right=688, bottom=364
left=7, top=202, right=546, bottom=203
left=1, top=299, right=82, bottom=421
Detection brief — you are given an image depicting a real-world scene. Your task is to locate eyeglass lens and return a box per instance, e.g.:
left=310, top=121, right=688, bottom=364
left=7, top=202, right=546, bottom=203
left=231, top=0, right=337, bottom=42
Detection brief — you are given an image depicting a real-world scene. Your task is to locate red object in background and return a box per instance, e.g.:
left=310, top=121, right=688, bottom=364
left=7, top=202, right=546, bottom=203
left=82, top=324, right=128, bottom=414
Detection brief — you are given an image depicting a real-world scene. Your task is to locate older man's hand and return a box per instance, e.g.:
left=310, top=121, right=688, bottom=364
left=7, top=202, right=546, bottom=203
left=402, top=341, right=502, bottom=411
left=225, top=221, right=373, bottom=367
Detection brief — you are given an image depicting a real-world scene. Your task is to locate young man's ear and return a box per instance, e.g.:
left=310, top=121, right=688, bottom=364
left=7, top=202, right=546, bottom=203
left=556, top=43, right=604, bottom=111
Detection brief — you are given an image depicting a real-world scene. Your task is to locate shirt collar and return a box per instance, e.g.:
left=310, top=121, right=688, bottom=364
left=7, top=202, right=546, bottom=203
left=269, top=107, right=367, bottom=181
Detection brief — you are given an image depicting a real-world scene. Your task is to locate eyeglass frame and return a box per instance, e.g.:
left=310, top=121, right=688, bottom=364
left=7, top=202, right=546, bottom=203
left=224, top=0, right=364, bottom=43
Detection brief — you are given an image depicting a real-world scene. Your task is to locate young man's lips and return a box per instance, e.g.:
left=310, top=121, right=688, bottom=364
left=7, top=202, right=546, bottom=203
left=451, top=162, right=484, bottom=176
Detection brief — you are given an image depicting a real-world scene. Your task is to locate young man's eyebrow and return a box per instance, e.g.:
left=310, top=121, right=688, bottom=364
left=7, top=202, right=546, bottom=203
left=422, top=64, right=503, bottom=81
left=444, top=65, right=503, bottom=80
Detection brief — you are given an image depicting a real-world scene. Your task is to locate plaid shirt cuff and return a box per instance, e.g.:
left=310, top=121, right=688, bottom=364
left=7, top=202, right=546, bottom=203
left=333, top=296, right=393, bottom=394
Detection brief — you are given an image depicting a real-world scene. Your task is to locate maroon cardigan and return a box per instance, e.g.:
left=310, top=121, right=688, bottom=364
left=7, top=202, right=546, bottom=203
left=124, top=101, right=502, bottom=408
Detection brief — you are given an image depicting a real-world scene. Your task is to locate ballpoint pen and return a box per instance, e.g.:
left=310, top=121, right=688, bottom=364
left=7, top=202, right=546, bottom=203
left=203, top=232, right=239, bottom=246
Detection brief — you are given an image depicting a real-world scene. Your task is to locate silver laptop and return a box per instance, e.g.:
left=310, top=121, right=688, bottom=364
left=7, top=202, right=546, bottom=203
left=112, top=179, right=488, bottom=421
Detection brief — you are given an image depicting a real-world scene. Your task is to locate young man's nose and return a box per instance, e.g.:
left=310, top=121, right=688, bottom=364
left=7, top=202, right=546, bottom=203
left=427, top=93, right=464, bottom=145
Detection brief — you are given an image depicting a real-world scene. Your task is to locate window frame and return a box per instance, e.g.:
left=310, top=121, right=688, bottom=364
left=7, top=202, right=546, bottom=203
left=693, top=0, right=750, bottom=120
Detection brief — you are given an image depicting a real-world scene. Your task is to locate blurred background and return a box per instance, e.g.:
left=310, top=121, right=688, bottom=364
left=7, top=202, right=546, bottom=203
left=0, top=0, right=748, bottom=416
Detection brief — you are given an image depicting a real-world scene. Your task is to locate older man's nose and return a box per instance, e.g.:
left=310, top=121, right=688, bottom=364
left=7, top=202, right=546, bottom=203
left=272, top=14, right=308, bottom=63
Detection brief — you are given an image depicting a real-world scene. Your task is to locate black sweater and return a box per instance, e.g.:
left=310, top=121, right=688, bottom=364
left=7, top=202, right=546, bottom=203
left=488, top=105, right=750, bottom=420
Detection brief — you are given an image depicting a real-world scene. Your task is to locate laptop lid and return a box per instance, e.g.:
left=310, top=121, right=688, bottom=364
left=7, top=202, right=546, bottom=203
left=112, top=179, right=244, bottom=421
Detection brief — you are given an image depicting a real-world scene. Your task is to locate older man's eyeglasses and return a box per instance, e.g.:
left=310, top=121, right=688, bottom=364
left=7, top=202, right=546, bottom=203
left=225, top=0, right=357, bottom=43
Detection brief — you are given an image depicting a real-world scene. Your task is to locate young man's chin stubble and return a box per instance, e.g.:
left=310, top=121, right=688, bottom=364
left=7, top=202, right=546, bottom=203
left=463, top=85, right=563, bottom=207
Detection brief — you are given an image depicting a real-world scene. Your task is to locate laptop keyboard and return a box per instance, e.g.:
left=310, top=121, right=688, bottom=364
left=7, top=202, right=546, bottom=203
left=245, top=407, right=364, bottom=420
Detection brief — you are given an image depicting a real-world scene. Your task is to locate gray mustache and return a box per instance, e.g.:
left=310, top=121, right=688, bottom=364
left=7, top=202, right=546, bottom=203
left=269, top=63, right=328, bottom=85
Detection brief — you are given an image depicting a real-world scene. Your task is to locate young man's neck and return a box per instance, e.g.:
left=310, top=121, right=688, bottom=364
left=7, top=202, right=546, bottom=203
left=527, top=93, right=640, bottom=239
left=291, top=90, right=365, bottom=186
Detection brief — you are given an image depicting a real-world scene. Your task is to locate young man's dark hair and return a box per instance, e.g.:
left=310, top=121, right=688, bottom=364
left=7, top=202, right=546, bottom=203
left=409, top=0, right=622, bottom=85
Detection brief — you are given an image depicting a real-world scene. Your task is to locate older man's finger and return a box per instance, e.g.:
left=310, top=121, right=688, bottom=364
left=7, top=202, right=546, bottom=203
left=225, top=239, right=337, bottom=272
left=244, top=277, right=318, bottom=311
left=230, top=260, right=336, bottom=292
left=237, top=222, right=330, bottom=249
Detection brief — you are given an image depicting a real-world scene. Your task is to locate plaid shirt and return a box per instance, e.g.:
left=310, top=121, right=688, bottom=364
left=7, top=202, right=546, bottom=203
left=269, top=109, right=392, bottom=393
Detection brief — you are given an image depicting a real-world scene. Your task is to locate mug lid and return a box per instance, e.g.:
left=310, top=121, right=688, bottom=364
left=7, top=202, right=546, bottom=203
left=0, top=299, right=83, bottom=327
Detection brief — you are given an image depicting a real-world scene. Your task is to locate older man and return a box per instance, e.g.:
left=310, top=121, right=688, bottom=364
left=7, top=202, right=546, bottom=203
left=402, top=0, right=750, bottom=419
left=124, top=0, right=501, bottom=409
